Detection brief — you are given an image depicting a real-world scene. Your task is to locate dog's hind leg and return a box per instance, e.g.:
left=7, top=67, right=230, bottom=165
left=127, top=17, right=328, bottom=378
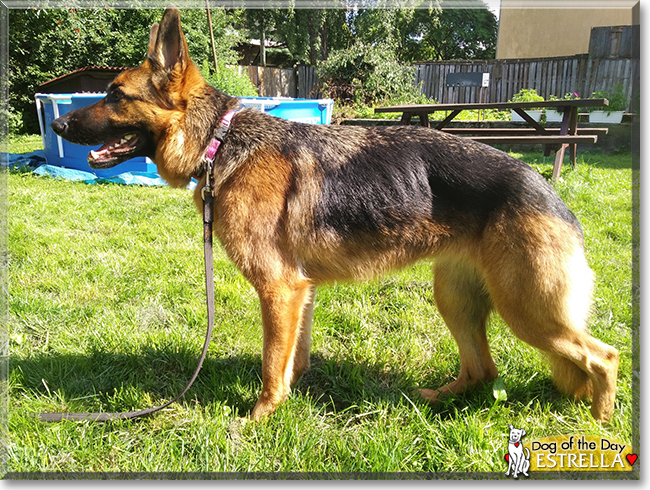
left=419, top=257, right=497, bottom=403
left=251, top=277, right=314, bottom=420
left=479, top=213, right=619, bottom=422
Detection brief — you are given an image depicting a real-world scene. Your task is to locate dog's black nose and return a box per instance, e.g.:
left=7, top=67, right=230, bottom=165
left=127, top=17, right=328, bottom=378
left=51, top=118, right=68, bottom=135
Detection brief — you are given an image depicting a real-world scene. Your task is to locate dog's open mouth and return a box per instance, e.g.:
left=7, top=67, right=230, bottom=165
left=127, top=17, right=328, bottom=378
left=87, top=133, right=143, bottom=168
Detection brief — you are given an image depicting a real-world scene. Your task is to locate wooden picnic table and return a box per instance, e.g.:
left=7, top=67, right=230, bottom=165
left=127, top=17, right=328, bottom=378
left=375, top=98, right=609, bottom=180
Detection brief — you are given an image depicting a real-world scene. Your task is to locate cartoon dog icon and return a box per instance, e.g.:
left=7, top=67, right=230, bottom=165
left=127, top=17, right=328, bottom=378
left=505, top=424, right=531, bottom=478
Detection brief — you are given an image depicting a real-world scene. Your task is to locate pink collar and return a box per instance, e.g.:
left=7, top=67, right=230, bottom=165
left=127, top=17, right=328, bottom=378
left=194, top=110, right=236, bottom=181
left=202, top=110, right=236, bottom=164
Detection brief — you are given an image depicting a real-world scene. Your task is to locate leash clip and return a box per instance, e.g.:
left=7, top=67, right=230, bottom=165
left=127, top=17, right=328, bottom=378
left=201, top=158, right=214, bottom=201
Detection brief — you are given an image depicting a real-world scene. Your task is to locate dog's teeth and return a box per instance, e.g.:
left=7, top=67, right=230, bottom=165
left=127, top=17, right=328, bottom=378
left=125, top=133, right=135, bottom=141
left=120, top=138, right=127, bottom=144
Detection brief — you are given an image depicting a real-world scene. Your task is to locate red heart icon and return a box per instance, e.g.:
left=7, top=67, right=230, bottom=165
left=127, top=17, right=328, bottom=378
left=515, top=442, right=520, bottom=447
left=504, top=454, right=509, bottom=462
left=626, top=454, right=638, bottom=466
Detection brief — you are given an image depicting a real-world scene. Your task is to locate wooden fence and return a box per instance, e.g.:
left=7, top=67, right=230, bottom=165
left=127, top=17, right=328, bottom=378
left=297, top=64, right=320, bottom=99
left=236, top=65, right=296, bottom=98
left=242, top=54, right=638, bottom=112
left=413, top=55, right=638, bottom=110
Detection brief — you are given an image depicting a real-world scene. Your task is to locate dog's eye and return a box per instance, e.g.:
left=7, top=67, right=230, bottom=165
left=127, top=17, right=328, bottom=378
left=111, top=88, right=125, bottom=101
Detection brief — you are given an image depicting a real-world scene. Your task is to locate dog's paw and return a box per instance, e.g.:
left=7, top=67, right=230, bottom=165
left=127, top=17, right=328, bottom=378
left=415, top=388, right=442, bottom=404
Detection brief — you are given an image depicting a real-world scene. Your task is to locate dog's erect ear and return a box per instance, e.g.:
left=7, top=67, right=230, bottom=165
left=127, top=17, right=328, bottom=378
left=509, top=424, right=514, bottom=430
left=521, top=429, right=526, bottom=437
left=148, top=7, right=189, bottom=72
left=147, top=22, right=159, bottom=57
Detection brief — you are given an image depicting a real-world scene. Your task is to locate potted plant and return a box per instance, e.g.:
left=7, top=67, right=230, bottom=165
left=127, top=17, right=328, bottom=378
left=588, top=85, right=627, bottom=123
left=546, top=92, right=579, bottom=122
left=509, top=89, right=544, bottom=122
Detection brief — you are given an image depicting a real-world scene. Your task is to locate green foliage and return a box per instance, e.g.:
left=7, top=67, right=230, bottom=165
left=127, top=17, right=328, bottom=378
left=1, top=107, right=24, bottom=134
left=275, top=9, right=327, bottom=66
left=548, top=92, right=580, bottom=101
left=510, top=88, right=544, bottom=103
left=492, top=376, right=508, bottom=402
left=509, top=88, right=545, bottom=113
left=7, top=4, right=499, bottom=131
left=430, top=6, right=498, bottom=61
left=9, top=6, right=245, bottom=134
left=236, top=5, right=498, bottom=67
left=237, top=9, right=353, bottom=67
left=9, top=7, right=161, bottom=133
left=182, top=9, right=246, bottom=68
left=590, top=84, right=628, bottom=113
left=351, top=4, right=498, bottom=63
left=317, top=43, right=421, bottom=106
left=200, top=61, right=258, bottom=97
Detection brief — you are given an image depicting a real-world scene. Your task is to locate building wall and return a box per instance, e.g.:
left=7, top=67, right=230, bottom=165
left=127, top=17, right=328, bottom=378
left=496, top=8, right=633, bottom=59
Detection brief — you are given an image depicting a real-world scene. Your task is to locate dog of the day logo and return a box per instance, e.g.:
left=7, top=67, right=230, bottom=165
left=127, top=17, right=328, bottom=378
left=503, top=424, right=637, bottom=477
left=505, top=424, right=531, bottom=478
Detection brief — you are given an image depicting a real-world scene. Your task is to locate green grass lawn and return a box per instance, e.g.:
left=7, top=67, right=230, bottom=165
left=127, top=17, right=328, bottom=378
left=3, top=137, right=635, bottom=475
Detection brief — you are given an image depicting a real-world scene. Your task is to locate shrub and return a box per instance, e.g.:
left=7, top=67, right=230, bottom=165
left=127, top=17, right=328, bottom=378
left=200, top=61, right=258, bottom=97
left=316, top=42, right=422, bottom=107
left=1, top=107, right=24, bottom=134
left=509, top=88, right=544, bottom=113
left=549, top=92, right=580, bottom=101
left=510, top=88, right=544, bottom=104
left=590, top=84, right=627, bottom=113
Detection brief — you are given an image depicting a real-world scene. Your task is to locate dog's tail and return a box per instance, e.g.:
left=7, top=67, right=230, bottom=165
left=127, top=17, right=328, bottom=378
left=548, top=354, right=593, bottom=400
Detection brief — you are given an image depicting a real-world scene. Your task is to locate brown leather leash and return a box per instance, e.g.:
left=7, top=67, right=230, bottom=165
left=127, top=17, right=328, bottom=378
left=37, top=125, right=228, bottom=423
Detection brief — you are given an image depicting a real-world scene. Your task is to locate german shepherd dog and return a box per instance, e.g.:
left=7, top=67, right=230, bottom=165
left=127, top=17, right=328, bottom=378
left=51, top=7, right=619, bottom=422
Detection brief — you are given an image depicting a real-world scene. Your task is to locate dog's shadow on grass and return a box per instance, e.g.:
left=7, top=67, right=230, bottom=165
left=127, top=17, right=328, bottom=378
left=12, top=346, right=262, bottom=417
left=12, top=346, right=558, bottom=421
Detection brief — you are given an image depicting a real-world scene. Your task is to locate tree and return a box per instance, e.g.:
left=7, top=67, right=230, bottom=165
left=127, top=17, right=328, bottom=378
left=346, top=2, right=497, bottom=62
left=9, top=7, right=161, bottom=132
left=421, top=7, right=498, bottom=61
left=274, top=9, right=325, bottom=66
left=241, top=9, right=281, bottom=66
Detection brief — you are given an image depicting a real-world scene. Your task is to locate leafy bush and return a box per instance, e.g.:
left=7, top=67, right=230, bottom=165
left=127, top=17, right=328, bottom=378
left=509, top=88, right=544, bottom=113
left=1, top=107, right=24, bottom=134
left=316, top=42, right=422, bottom=107
left=510, top=88, right=544, bottom=104
left=200, top=61, right=258, bottom=97
left=549, top=92, right=580, bottom=101
left=590, top=84, right=628, bottom=113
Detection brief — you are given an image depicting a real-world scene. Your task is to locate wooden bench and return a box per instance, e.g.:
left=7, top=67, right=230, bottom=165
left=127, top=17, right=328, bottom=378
left=440, top=127, right=608, bottom=136
left=375, top=99, right=610, bottom=180
left=466, top=135, right=598, bottom=157
left=442, top=128, right=606, bottom=153
left=467, top=134, right=598, bottom=145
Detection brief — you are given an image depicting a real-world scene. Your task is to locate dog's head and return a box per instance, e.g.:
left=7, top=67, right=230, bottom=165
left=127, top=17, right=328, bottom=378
left=50, top=7, right=201, bottom=170
left=508, top=424, right=526, bottom=443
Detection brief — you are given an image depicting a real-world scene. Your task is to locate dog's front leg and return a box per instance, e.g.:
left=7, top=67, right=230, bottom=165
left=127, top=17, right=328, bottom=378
left=251, top=278, right=314, bottom=420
